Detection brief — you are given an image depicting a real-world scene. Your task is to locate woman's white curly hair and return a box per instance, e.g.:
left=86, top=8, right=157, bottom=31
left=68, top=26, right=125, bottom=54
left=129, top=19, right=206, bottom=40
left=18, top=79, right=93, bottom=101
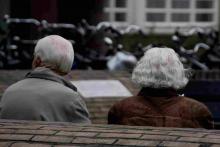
left=132, top=47, right=189, bottom=90
left=34, top=35, right=74, bottom=74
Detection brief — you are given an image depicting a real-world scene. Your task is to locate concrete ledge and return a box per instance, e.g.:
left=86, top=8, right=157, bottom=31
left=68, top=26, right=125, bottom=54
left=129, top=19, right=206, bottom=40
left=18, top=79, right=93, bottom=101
left=0, top=120, right=219, bottom=147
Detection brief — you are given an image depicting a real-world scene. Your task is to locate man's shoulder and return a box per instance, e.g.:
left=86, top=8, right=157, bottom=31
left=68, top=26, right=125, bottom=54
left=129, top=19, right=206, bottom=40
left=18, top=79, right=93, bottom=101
left=3, top=79, right=28, bottom=92
left=4, top=78, right=77, bottom=95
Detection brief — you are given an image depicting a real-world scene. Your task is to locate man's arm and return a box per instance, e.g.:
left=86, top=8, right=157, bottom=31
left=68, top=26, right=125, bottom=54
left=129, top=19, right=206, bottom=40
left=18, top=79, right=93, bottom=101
left=68, top=93, right=91, bottom=124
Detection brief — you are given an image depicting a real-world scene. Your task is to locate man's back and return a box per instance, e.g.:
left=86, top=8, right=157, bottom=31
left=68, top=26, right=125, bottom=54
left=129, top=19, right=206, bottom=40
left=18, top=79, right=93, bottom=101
left=0, top=68, right=90, bottom=123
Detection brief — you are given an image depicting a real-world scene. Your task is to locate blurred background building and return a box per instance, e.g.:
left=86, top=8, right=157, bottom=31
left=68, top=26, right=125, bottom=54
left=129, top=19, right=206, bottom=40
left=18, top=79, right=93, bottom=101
left=103, top=0, right=219, bottom=33
left=0, top=0, right=219, bottom=33
left=0, top=0, right=219, bottom=70
left=0, top=0, right=104, bottom=24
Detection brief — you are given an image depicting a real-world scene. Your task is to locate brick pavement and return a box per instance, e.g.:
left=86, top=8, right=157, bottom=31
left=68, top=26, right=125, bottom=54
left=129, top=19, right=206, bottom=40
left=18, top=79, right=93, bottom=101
left=0, top=119, right=219, bottom=146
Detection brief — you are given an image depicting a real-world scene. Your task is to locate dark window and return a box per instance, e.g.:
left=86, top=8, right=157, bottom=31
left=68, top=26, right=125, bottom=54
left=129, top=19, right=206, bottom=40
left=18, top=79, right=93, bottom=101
left=115, top=12, right=126, bottom=21
left=146, top=13, right=165, bottom=22
left=196, top=0, right=213, bottom=8
left=146, top=0, right=165, bottom=8
left=115, top=0, right=127, bottom=8
left=196, top=13, right=213, bottom=22
left=172, top=0, right=190, bottom=8
left=172, top=13, right=190, bottom=22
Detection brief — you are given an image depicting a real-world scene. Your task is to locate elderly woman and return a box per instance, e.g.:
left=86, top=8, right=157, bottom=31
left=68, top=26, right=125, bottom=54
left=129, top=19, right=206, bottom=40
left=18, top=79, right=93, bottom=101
left=0, top=35, right=91, bottom=123
left=108, top=47, right=214, bottom=129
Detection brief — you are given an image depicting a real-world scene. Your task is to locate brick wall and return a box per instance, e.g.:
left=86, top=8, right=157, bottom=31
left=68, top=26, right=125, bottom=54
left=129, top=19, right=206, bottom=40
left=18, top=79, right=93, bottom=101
left=0, top=119, right=219, bottom=147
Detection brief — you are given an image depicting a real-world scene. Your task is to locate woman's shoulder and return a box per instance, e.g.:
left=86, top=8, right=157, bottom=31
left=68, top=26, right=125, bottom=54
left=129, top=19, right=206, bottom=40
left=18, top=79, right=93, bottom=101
left=178, top=96, right=209, bottom=110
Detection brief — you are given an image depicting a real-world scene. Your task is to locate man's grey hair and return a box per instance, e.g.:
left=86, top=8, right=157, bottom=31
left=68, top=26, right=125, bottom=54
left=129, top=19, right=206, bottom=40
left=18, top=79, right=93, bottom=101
left=34, top=35, right=74, bottom=73
left=132, top=47, right=189, bottom=90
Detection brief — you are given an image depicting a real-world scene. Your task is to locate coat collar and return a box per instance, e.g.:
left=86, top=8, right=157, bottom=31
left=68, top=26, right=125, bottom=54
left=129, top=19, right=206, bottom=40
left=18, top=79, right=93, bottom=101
left=25, top=67, right=77, bottom=92
left=138, top=87, right=178, bottom=98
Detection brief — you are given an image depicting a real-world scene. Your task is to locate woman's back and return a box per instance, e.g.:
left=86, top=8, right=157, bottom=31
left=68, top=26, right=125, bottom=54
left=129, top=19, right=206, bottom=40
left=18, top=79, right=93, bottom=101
left=108, top=88, right=214, bottom=129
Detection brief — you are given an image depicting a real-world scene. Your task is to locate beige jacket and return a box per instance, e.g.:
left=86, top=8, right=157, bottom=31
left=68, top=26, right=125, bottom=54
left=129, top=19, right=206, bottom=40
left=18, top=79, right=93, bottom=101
left=0, top=67, right=91, bottom=123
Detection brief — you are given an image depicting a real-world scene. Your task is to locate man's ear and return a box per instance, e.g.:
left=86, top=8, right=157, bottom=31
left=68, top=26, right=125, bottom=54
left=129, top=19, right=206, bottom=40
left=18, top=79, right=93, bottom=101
left=32, top=56, right=42, bottom=69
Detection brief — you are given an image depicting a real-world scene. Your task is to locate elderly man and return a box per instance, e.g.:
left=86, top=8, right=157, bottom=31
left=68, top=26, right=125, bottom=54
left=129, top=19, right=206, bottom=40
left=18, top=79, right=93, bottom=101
left=0, top=35, right=91, bottom=123
left=108, top=47, right=214, bottom=129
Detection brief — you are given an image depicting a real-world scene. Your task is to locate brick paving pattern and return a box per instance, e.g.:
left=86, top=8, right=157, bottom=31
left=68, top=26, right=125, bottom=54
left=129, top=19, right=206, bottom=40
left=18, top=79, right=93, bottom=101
left=0, top=120, right=218, bottom=146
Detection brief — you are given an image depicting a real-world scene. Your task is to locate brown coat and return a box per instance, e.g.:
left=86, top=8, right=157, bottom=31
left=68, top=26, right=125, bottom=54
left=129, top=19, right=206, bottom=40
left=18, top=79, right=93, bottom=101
left=108, top=88, right=214, bottom=129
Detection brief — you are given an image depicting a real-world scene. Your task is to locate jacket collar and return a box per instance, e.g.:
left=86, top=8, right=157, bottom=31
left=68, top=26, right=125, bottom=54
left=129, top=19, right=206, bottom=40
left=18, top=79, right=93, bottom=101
left=25, top=67, right=77, bottom=92
left=138, top=87, right=178, bottom=98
